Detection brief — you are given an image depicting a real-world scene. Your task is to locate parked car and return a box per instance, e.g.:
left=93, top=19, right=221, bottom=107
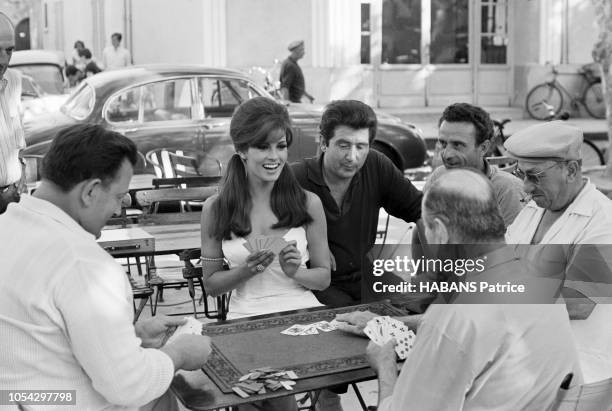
left=23, top=65, right=427, bottom=173
left=9, top=49, right=66, bottom=95
left=20, top=74, right=70, bottom=122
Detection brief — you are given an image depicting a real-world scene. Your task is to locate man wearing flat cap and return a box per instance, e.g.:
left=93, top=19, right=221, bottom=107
left=505, top=121, right=612, bottom=384
left=279, top=40, right=314, bottom=103
left=0, top=12, right=25, bottom=214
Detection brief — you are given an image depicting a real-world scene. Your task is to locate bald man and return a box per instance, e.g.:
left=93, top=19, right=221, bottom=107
left=342, top=169, right=581, bottom=410
left=0, top=12, right=25, bottom=213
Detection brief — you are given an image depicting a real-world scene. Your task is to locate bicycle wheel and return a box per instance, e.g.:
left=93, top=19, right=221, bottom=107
left=583, top=82, right=606, bottom=119
left=525, top=83, right=563, bottom=120
left=581, top=140, right=605, bottom=167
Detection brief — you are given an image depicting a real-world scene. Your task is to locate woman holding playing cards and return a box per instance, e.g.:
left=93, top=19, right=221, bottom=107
left=200, top=96, right=330, bottom=322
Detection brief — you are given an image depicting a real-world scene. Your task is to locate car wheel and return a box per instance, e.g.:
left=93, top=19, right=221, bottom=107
left=372, top=142, right=403, bottom=170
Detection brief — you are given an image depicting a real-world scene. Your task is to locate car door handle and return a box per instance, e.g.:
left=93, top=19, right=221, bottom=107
left=122, top=128, right=139, bottom=133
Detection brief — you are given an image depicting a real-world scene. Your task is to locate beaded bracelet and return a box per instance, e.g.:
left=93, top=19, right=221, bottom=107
left=200, top=256, right=224, bottom=263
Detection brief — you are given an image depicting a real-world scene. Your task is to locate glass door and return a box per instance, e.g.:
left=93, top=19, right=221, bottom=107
left=373, top=0, right=510, bottom=107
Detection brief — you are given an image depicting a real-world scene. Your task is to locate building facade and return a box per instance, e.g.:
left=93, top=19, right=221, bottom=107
left=36, top=0, right=599, bottom=111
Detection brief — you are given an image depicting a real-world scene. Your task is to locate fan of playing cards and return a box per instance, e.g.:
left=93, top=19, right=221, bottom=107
left=163, top=316, right=202, bottom=345
left=243, top=235, right=290, bottom=255
left=363, top=316, right=416, bottom=360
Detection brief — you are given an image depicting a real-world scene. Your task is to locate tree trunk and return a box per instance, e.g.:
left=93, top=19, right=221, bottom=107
left=593, top=0, right=612, bottom=177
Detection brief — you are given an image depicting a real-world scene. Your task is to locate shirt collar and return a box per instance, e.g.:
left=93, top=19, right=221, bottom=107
left=305, top=154, right=328, bottom=187
left=306, top=153, right=363, bottom=190
left=19, top=194, right=96, bottom=240
left=522, top=177, right=595, bottom=217
left=565, top=178, right=596, bottom=217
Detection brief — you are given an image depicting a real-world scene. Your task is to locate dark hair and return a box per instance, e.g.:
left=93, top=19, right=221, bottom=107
left=210, top=97, right=312, bottom=240
left=111, top=32, right=122, bottom=42
left=424, top=169, right=505, bottom=242
left=78, top=48, right=92, bottom=59
left=65, top=65, right=79, bottom=77
left=438, top=103, right=494, bottom=145
left=74, top=40, right=84, bottom=49
left=320, top=100, right=377, bottom=145
left=42, top=124, right=138, bottom=191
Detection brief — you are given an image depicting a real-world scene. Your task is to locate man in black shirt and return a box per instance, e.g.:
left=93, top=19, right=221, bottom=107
left=292, top=100, right=422, bottom=307
left=279, top=40, right=314, bottom=103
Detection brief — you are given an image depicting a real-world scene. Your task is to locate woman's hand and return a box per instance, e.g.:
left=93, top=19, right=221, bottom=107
left=245, top=249, right=275, bottom=275
left=279, top=240, right=301, bottom=277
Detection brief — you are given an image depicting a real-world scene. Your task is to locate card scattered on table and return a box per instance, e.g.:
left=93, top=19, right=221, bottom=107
left=232, top=367, right=298, bottom=397
left=364, top=316, right=416, bottom=360
left=164, top=316, right=202, bottom=345
left=280, top=321, right=339, bottom=336
left=243, top=235, right=289, bottom=255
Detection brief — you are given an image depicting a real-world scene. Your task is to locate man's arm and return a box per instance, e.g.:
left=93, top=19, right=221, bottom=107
left=376, top=313, right=475, bottom=411
left=56, top=260, right=175, bottom=407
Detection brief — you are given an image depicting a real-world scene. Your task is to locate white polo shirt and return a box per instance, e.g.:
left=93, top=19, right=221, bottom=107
left=0, top=195, right=174, bottom=410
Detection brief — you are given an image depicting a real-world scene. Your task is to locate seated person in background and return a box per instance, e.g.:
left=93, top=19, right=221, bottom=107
left=424, top=102, right=524, bottom=227
left=0, top=124, right=212, bottom=411
left=78, top=48, right=102, bottom=77
left=200, top=96, right=330, bottom=319
left=292, top=100, right=422, bottom=307
left=65, top=64, right=84, bottom=90
left=505, top=121, right=612, bottom=384
left=364, top=169, right=582, bottom=410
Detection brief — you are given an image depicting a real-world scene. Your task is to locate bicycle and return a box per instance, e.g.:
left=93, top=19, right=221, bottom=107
left=489, top=116, right=605, bottom=167
left=525, top=63, right=605, bottom=120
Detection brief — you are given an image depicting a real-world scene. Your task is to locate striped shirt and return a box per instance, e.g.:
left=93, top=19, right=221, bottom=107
left=0, top=68, right=25, bottom=185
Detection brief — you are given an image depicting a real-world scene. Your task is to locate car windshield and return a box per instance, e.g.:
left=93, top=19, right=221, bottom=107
left=13, top=64, right=65, bottom=94
left=61, top=83, right=95, bottom=120
left=21, top=76, right=45, bottom=98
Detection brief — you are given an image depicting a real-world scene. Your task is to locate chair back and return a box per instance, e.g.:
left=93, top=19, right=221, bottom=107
left=136, top=186, right=218, bottom=214
left=548, top=373, right=612, bottom=411
left=145, top=148, right=174, bottom=178
left=168, top=151, right=223, bottom=178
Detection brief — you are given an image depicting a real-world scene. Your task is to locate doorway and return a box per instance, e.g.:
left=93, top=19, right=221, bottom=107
left=15, top=18, right=30, bottom=50
left=369, top=0, right=511, bottom=107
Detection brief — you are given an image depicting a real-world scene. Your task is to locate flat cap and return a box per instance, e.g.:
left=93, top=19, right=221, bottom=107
left=504, top=121, right=583, bottom=161
left=288, top=40, right=304, bottom=51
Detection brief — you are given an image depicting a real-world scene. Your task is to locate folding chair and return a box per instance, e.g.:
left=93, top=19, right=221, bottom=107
left=145, top=148, right=174, bottom=179
left=180, top=248, right=231, bottom=320
left=549, top=373, right=612, bottom=411
left=135, top=185, right=219, bottom=313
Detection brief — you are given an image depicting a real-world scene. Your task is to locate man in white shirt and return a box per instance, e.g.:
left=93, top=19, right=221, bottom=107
left=505, top=121, right=612, bottom=383
left=0, top=124, right=212, bottom=410
left=103, top=32, right=131, bottom=70
left=0, top=13, right=25, bottom=213
left=352, top=169, right=581, bottom=410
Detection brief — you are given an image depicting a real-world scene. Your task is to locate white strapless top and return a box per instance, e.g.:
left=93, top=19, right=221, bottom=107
left=221, top=226, right=322, bottom=319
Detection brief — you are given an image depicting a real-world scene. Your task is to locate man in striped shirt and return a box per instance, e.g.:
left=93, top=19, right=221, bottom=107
left=0, top=12, right=25, bottom=214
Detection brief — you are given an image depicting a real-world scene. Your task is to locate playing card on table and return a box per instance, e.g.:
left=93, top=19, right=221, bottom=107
left=312, top=321, right=337, bottom=332
left=280, top=324, right=307, bottom=336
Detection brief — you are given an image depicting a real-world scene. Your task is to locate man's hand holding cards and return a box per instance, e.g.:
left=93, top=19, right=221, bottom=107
left=363, top=316, right=416, bottom=360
